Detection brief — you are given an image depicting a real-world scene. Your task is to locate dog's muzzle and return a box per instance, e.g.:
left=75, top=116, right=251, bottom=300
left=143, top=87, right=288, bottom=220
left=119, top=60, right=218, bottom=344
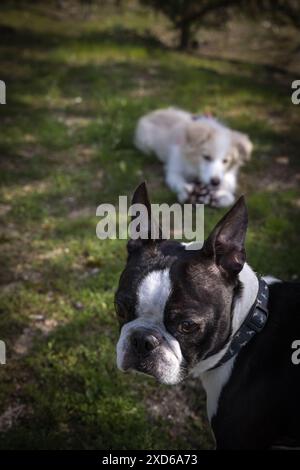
left=130, top=328, right=162, bottom=357
left=116, top=321, right=184, bottom=385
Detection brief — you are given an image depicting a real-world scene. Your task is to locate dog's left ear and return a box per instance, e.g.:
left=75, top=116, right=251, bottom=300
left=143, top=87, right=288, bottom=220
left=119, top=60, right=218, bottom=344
left=203, top=196, right=248, bottom=276
left=231, top=131, right=253, bottom=163
left=127, top=182, right=162, bottom=253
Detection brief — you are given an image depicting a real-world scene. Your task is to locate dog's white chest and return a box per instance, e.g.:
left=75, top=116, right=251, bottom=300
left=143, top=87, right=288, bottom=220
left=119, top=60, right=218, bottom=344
left=200, top=357, right=235, bottom=422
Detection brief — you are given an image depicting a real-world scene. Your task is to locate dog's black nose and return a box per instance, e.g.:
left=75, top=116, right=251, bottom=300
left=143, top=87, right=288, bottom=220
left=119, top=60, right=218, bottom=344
left=131, top=331, right=160, bottom=355
left=210, top=177, right=220, bottom=186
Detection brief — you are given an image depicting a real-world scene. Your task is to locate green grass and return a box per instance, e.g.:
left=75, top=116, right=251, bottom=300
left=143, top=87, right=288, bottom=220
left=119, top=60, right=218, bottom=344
left=0, top=0, right=299, bottom=450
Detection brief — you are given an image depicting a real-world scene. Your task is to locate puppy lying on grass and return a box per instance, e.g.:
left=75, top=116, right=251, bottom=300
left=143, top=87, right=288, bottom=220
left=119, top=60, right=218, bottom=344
left=134, top=107, right=253, bottom=207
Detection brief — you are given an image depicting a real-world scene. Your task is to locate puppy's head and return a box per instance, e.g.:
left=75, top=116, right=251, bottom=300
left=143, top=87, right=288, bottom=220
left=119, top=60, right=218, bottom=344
left=184, top=118, right=252, bottom=187
left=115, top=183, right=248, bottom=384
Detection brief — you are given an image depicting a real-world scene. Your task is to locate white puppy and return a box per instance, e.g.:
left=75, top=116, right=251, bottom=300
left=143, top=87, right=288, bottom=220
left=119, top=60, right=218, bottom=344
left=134, top=107, right=253, bottom=207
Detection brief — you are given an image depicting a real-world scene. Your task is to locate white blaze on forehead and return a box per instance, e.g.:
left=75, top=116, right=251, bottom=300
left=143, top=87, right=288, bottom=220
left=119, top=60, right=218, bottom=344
left=137, top=269, right=171, bottom=320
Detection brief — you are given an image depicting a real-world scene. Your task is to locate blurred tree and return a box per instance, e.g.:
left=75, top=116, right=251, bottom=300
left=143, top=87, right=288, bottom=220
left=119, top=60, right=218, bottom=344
left=244, top=0, right=300, bottom=29
left=140, top=0, right=300, bottom=49
left=140, top=0, right=248, bottom=48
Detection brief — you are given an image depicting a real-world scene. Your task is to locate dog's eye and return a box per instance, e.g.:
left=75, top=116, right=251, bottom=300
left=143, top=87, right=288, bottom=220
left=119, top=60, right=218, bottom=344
left=223, top=158, right=228, bottom=164
left=178, top=320, right=197, bottom=334
left=203, top=155, right=212, bottom=162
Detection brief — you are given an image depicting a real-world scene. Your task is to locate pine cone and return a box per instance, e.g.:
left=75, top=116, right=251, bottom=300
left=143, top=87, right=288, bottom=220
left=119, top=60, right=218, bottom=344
left=186, top=182, right=217, bottom=206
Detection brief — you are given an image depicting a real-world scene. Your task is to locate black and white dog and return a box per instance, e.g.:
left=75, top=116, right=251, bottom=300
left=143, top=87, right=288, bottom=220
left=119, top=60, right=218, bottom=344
left=115, top=183, right=300, bottom=449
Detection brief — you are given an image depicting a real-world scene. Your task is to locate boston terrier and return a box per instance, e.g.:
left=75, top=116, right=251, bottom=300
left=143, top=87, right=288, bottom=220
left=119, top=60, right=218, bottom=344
left=115, top=182, right=300, bottom=449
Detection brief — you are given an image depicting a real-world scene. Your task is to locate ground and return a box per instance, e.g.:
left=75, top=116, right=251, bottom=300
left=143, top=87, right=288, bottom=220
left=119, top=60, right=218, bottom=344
left=0, top=0, right=299, bottom=450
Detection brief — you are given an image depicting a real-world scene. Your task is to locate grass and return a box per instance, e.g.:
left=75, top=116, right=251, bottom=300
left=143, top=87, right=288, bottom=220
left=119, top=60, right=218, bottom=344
left=0, top=0, right=299, bottom=450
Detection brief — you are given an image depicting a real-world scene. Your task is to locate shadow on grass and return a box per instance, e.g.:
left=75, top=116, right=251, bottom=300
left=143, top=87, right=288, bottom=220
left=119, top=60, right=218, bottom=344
left=0, top=299, right=212, bottom=450
left=0, top=23, right=166, bottom=53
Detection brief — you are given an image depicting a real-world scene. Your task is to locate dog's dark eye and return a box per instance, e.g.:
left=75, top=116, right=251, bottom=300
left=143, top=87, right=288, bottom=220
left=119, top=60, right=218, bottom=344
left=178, top=320, right=197, bottom=334
left=223, top=158, right=228, bottom=164
left=203, top=155, right=212, bottom=162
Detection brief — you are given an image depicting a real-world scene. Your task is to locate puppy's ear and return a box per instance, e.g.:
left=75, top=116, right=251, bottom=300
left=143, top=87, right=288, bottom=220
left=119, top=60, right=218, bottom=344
left=203, top=196, right=248, bottom=276
left=185, top=122, right=212, bottom=147
left=231, top=131, right=253, bottom=163
left=127, top=182, right=162, bottom=253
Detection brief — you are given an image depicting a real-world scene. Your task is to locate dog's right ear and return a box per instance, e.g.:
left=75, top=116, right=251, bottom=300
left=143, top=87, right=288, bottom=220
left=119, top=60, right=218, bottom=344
left=203, top=196, right=248, bottom=277
left=127, top=182, right=161, bottom=253
left=231, top=131, right=253, bottom=163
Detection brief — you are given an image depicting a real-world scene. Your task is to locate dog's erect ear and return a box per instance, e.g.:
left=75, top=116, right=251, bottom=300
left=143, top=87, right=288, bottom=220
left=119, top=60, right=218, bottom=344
left=131, top=181, right=151, bottom=216
left=203, top=196, right=248, bottom=276
left=127, top=182, right=162, bottom=253
left=231, top=131, right=253, bottom=163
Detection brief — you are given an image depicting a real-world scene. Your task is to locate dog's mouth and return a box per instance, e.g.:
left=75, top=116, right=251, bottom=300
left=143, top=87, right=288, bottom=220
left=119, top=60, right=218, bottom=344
left=118, top=345, right=186, bottom=385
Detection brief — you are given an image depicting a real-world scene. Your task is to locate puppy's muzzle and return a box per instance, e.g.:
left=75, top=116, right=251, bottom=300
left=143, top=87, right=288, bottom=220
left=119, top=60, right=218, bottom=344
left=210, top=176, right=220, bottom=186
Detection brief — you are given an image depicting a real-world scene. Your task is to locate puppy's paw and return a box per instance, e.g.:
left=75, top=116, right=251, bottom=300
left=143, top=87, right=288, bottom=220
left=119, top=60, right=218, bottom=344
left=212, top=191, right=235, bottom=208
left=177, top=183, right=194, bottom=203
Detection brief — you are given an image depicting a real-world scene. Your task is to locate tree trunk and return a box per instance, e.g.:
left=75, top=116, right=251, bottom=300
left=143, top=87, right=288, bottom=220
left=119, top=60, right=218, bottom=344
left=179, top=22, right=191, bottom=49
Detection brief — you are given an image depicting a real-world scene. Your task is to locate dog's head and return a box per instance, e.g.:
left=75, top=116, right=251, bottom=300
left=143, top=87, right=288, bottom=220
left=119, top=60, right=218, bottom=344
left=115, top=183, right=248, bottom=384
left=183, top=118, right=252, bottom=187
